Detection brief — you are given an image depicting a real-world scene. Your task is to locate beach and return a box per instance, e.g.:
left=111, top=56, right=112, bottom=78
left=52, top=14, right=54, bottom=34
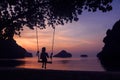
left=0, top=68, right=120, bottom=80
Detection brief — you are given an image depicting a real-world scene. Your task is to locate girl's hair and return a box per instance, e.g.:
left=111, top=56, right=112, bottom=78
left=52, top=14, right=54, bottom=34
left=42, top=47, right=46, bottom=52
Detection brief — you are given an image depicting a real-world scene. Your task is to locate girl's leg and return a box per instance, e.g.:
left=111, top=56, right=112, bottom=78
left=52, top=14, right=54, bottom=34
left=45, top=62, right=47, bottom=69
left=42, top=62, right=44, bottom=68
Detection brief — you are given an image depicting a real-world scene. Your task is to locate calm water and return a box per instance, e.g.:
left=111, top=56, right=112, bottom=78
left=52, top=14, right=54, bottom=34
left=16, top=57, right=105, bottom=71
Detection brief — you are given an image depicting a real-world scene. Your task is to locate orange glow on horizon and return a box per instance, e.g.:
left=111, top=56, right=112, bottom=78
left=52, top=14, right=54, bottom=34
left=14, top=31, right=101, bottom=56
left=14, top=22, right=103, bottom=57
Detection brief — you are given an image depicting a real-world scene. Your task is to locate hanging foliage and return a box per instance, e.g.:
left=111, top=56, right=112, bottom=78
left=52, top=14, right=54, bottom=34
left=0, top=0, right=113, bottom=39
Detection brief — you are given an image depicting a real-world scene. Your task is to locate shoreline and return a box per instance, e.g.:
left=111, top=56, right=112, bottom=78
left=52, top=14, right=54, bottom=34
left=0, top=68, right=120, bottom=80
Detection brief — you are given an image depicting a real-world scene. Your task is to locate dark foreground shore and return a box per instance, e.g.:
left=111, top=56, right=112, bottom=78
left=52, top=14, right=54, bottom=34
left=0, top=68, right=120, bottom=80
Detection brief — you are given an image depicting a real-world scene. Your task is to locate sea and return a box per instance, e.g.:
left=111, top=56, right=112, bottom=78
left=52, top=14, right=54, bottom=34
left=16, top=57, right=105, bottom=71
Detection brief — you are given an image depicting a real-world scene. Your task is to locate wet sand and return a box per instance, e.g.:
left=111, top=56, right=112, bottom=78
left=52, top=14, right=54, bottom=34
left=0, top=68, right=120, bottom=80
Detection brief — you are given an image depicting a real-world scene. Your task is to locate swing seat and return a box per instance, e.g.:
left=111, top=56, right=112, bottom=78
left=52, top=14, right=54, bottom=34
left=38, top=60, right=52, bottom=64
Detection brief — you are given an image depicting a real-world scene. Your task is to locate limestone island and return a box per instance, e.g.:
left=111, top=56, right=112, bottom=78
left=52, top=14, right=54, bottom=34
left=80, top=54, right=88, bottom=57
left=53, top=50, right=72, bottom=58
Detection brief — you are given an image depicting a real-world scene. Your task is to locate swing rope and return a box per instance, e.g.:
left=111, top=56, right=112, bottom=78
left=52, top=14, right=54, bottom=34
left=50, top=27, right=55, bottom=60
left=36, top=27, right=39, bottom=56
left=51, top=27, right=55, bottom=54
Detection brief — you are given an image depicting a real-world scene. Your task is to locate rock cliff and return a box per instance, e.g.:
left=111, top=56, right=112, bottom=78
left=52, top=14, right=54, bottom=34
left=97, top=20, right=120, bottom=71
left=0, top=38, right=33, bottom=59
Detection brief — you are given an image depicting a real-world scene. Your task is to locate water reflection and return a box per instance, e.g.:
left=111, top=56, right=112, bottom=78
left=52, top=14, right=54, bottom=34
left=59, top=60, right=71, bottom=64
left=99, top=59, right=120, bottom=71
left=15, top=57, right=105, bottom=71
left=0, top=59, right=25, bottom=67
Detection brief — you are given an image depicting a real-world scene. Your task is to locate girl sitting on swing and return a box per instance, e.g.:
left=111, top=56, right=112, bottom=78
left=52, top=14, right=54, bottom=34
left=40, top=47, right=49, bottom=69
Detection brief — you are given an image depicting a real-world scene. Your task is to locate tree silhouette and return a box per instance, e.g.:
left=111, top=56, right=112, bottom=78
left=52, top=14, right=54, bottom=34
left=0, top=0, right=113, bottom=39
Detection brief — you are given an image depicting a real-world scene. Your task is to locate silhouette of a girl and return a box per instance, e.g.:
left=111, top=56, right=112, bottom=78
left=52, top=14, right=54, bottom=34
left=40, top=47, right=49, bottom=69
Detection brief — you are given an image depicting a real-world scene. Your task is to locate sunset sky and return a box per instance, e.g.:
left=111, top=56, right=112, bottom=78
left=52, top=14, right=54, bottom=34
left=14, top=0, right=120, bottom=57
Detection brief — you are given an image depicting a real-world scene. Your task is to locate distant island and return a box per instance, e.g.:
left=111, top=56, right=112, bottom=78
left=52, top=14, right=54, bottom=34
left=0, top=38, right=33, bottom=59
left=53, top=50, right=72, bottom=58
left=80, top=54, right=88, bottom=57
